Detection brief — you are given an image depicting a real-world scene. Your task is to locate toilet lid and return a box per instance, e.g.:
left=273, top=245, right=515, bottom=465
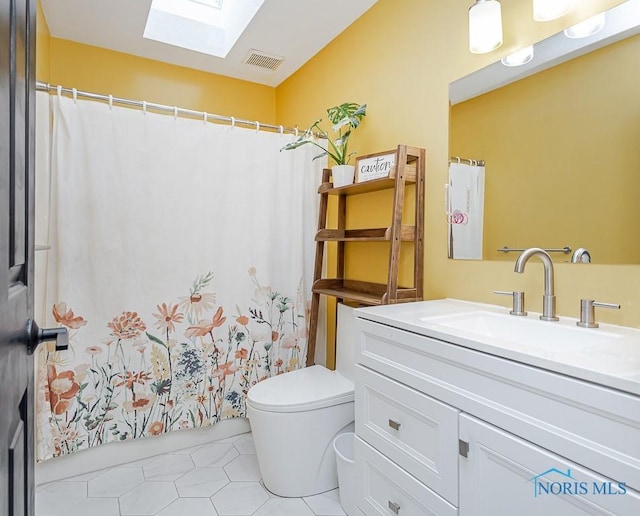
left=247, top=365, right=354, bottom=413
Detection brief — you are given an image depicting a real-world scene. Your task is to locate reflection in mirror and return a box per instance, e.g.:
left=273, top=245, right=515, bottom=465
left=449, top=0, right=640, bottom=264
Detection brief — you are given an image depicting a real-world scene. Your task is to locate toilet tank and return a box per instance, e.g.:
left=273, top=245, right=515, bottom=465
left=336, top=303, right=357, bottom=381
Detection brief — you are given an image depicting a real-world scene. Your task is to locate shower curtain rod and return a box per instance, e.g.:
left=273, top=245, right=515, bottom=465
left=36, top=81, right=301, bottom=135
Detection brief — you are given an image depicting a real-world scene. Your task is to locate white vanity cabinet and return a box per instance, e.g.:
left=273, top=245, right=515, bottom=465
left=354, top=302, right=640, bottom=516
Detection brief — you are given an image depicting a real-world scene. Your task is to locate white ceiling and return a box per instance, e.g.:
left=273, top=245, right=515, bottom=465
left=40, top=0, right=378, bottom=87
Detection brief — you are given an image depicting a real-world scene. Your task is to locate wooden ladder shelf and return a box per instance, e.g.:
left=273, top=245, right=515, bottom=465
left=306, top=144, right=426, bottom=366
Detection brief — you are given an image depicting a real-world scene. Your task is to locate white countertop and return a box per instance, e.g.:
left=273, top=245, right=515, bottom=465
left=356, top=299, right=640, bottom=396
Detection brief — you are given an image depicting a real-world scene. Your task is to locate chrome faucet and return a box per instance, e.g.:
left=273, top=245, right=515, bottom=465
left=514, top=247, right=559, bottom=321
left=571, top=247, right=591, bottom=263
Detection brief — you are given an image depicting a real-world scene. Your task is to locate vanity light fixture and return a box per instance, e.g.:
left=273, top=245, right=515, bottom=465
left=469, top=0, right=504, bottom=54
left=564, top=13, right=606, bottom=39
left=533, top=0, right=575, bottom=22
left=501, top=45, right=534, bottom=66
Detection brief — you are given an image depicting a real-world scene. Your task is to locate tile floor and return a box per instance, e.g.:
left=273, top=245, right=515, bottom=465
left=36, top=432, right=346, bottom=516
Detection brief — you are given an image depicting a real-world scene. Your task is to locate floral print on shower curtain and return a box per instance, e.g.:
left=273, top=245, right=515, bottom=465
left=37, top=269, right=307, bottom=460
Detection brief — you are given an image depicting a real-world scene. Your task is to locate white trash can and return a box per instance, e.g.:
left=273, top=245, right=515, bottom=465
left=333, top=432, right=356, bottom=516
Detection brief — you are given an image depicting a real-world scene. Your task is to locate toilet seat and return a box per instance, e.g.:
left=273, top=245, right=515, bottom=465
left=247, top=365, right=354, bottom=413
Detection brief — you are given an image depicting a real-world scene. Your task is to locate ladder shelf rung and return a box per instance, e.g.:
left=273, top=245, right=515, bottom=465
left=315, top=226, right=415, bottom=242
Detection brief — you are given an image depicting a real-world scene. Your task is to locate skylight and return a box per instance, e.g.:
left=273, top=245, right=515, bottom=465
left=144, top=0, right=265, bottom=58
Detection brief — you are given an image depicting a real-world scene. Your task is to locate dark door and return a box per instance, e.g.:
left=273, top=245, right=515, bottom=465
left=1, top=1, right=42, bottom=515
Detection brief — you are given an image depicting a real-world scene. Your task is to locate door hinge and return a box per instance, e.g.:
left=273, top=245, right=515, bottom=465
left=459, top=439, right=469, bottom=458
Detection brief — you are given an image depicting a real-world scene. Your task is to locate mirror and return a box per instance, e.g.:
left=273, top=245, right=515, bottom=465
left=449, top=0, right=640, bottom=264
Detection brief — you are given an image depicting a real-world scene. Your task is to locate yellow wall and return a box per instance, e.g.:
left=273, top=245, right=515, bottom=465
left=451, top=34, right=640, bottom=264
left=36, top=0, right=50, bottom=82
left=45, top=39, right=276, bottom=122
left=278, top=0, right=639, bottom=338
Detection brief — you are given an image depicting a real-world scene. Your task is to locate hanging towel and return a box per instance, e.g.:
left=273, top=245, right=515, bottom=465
left=447, top=162, right=485, bottom=259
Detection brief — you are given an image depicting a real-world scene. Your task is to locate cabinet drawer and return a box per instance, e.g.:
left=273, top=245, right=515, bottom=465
left=356, top=436, right=457, bottom=516
left=356, top=365, right=459, bottom=505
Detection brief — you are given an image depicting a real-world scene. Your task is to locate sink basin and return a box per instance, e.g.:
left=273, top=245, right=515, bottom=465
left=420, top=311, right=623, bottom=351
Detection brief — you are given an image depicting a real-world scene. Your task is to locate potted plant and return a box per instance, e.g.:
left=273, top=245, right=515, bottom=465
left=281, top=102, right=367, bottom=187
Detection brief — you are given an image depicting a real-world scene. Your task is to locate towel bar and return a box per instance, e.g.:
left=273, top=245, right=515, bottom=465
left=497, top=246, right=572, bottom=254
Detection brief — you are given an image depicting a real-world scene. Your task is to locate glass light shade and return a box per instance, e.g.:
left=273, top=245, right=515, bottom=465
left=564, top=13, right=606, bottom=39
left=533, top=0, right=575, bottom=22
left=469, top=0, right=503, bottom=54
left=501, top=45, right=534, bottom=66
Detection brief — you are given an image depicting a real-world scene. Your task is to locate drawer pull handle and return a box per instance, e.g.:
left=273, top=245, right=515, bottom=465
left=388, top=419, right=401, bottom=431
left=388, top=501, right=401, bottom=514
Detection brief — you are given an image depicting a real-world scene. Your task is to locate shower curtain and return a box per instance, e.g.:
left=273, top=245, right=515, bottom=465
left=35, top=94, right=323, bottom=462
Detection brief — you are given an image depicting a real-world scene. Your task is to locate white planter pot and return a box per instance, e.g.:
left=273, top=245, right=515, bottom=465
left=332, top=165, right=355, bottom=188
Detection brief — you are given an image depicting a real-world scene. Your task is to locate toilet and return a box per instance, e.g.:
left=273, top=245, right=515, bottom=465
left=247, top=303, right=356, bottom=497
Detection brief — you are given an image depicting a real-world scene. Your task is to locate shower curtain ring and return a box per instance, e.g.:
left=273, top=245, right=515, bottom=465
left=295, top=127, right=299, bottom=137
left=142, top=101, right=147, bottom=115
left=255, top=121, right=260, bottom=132
left=279, top=125, right=284, bottom=136
left=72, top=88, right=77, bottom=103
left=203, top=112, right=208, bottom=124
left=173, top=107, right=178, bottom=119
left=231, top=116, right=235, bottom=128
left=108, top=95, right=113, bottom=109
left=56, top=85, right=62, bottom=98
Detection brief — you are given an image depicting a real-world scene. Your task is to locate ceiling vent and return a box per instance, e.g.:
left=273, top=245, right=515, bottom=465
left=243, top=49, right=285, bottom=71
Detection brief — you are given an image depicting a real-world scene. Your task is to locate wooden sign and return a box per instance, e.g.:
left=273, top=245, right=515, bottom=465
left=355, top=150, right=396, bottom=183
